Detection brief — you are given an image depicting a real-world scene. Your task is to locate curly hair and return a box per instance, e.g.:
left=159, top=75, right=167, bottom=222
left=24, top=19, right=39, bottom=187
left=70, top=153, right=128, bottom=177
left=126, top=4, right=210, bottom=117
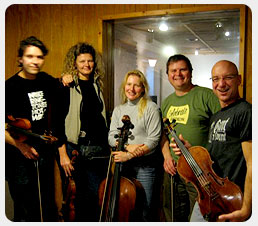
left=120, top=69, right=150, bottom=118
left=62, top=42, right=105, bottom=91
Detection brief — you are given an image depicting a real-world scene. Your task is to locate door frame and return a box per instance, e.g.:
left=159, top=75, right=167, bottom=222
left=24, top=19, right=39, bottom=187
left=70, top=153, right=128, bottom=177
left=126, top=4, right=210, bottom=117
left=98, top=4, right=247, bottom=114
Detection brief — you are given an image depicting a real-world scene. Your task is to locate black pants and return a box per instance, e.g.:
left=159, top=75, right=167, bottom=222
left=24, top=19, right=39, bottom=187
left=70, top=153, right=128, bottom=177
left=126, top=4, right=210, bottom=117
left=65, top=143, right=109, bottom=222
left=7, top=160, right=57, bottom=222
left=162, top=172, right=197, bottom=222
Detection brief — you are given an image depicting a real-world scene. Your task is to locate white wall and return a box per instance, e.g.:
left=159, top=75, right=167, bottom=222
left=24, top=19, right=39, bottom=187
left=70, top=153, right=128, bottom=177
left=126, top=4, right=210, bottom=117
left=158, top=53, right=239, bottom=106
left=188, top=53, right=239, bottom=89
left=114, top=25, right=239, bottom=108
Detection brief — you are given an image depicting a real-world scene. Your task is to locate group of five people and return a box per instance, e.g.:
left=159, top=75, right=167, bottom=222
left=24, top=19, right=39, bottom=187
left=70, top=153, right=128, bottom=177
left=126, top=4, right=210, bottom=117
left=5, top=36, right=252, bottom=222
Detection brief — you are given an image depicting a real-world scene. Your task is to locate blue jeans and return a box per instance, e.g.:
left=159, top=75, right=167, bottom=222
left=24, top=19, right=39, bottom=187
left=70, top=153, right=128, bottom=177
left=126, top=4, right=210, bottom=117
left=121, top=164, right=157, bottom=221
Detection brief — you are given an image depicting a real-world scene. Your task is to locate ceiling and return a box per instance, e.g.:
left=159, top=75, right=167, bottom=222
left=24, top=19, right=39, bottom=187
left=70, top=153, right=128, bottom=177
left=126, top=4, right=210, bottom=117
left=114, top=9, right=240, bottom=56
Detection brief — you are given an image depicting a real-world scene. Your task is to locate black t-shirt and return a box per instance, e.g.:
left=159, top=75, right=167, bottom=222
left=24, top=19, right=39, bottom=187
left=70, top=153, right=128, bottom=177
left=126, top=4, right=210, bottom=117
left=6, top=72, right=57, bottom=134
left=5, top=72, right=57, bottom=183
left=207, top=99, right=252, bottom=191
left=56, top=78, right=108, bottom=148
left=78, top=79, right=108, bottom=146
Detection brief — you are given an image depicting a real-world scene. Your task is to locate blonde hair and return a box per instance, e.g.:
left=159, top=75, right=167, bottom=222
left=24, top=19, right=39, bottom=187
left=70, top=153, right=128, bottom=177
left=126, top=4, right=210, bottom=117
left=120, top=69, right=150, bottom=118
left=62, top=42, right=105, bottom=91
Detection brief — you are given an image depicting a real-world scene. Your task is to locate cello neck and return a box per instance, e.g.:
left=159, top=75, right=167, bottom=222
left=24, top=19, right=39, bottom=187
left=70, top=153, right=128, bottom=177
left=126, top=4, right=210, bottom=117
left=99, top=115, right=134, bottom=222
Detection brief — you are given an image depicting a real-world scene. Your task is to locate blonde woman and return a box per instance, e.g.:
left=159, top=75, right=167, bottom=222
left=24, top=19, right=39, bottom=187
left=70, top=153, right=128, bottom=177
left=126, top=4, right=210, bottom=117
left=108, top=69, right=162, bottom=221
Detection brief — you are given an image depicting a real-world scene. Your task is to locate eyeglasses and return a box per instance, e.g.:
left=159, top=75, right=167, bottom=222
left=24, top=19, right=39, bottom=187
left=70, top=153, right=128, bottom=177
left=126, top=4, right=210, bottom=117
left=211, top=74, right=238, bottom=83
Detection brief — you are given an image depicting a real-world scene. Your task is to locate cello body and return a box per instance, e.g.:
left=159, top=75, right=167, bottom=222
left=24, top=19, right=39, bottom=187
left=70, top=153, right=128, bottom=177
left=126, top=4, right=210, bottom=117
left=98, top=171, right=144, bottom=221
left=98, top=115, right=144, bottom=222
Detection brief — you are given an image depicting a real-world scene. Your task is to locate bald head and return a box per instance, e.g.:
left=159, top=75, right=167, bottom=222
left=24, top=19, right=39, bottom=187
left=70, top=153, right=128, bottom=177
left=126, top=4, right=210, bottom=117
left=211, top=60, right=241, bottom=108
left=212, top=60, right=238, bottom=76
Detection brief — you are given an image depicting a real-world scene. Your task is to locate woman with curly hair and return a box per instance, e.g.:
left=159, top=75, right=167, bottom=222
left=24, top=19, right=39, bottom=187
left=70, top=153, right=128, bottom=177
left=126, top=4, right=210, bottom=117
left=56, top=42, right=109, bottom=221
left=108, top=69, right=162, bottom=221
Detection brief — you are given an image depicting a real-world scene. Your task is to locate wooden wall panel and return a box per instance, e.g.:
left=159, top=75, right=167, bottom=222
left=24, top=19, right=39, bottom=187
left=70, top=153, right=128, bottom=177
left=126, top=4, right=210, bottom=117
left=5, top=5, right=19, bottom=73
left=245, top=7, right=252, bottom=103
left=135, top=4, right=147, bottom=12
left=50, top=5, right=63, bottom=77
left=39, top=5, right=52, bottom=74
left=5, top=4, right=252, bottom=103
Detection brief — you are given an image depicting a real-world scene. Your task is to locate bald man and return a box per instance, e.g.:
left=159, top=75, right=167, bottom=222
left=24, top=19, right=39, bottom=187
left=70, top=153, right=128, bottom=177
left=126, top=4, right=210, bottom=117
left=172, top=60, right=252, bottom=222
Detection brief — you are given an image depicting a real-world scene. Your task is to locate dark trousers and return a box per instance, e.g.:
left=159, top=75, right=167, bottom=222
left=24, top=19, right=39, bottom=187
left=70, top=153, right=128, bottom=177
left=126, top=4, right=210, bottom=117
left=7, top=161, right=57, bottom=222
left=8, top=181, right=40, bottom=222
left=66, top=143, right=108, bottom=222
left=162, top=172, right=197, bottom=222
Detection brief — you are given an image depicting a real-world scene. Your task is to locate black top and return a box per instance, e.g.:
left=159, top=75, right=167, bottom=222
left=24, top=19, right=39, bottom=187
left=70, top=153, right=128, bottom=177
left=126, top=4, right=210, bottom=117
left=5, top=72, right=57, bottom=134
left=5, top=71, right=58, bottom=184
left=207, top=99, right=252, bottom=192
left=56, top=78, right=108, bottom=148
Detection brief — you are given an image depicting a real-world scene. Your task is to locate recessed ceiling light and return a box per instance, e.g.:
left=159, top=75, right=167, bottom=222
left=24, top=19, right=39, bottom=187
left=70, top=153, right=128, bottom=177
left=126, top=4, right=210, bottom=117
left=225, top=31, right=230, bottom=37
left=215, top=21, right=223, bottom=28
left=159, top=23, right=168, bottom=31
left=163, top=46, right=176, bottom=57
left=148, top=28, right=154, bottom=33
left=148, top=59, right=157, bottom=67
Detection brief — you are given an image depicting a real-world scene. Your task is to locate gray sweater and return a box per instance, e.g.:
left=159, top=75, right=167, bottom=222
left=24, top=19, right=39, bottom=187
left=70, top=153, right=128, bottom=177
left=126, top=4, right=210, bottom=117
left=109, top=98, right=161, bottom=156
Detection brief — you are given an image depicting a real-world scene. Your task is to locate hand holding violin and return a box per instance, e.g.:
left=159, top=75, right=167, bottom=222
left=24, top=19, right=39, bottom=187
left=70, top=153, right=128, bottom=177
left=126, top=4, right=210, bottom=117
left=6, top=116, right=58, bottom=160
left=5, top=128, right=39, bottom=160
left=170, top=134, right=248, bottom=222
left=16, top=140, right=39, bottom=160
left=170, top=134, right=191, bottom=156
left=164, top=118, right=244, bottom=222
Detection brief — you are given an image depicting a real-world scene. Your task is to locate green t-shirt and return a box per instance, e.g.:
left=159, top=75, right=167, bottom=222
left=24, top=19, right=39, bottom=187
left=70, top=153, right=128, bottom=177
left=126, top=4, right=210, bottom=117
left=161, top=85, right=221, bottom=161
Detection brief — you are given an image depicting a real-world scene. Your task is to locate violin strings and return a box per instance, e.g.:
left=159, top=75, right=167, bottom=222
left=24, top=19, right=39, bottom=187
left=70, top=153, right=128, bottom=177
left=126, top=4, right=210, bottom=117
left=183, top=149, right=217, bottom=197
left=169, top=128, right=213, bottom=196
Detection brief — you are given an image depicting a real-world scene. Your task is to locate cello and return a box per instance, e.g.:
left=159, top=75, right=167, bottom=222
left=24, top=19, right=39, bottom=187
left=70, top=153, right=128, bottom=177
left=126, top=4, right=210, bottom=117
left=98, top=115, right=144, bottom=222
left=163, top=118, right=243, bottom=222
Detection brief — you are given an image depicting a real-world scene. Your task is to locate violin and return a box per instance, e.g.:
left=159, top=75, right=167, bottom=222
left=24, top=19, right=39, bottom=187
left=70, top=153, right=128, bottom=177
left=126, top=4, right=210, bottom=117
left=163, top=118, right=243, bottom=222
left=61, top=150, right=78, bottom=221
left=98, top=115, right=144, bottom=222
left=6, top=115, right=58, bottom=222
left=6, top=115, right=58, bottom=144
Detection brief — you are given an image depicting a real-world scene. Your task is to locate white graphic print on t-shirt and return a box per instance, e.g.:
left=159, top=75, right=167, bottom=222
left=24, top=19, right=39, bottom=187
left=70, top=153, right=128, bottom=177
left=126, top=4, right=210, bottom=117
left=28, top=91, right=47, bottom=121
left=209, top=118, right=230, bottom=142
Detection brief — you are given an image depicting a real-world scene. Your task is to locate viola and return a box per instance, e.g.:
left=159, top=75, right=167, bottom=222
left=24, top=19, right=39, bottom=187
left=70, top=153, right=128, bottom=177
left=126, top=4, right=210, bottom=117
left=98, top=115, right=144, bottom=222
left=163, top=118, right=243, bottom=222
left=6, top=115, right=58, bottom=144
left=61, top=150, right=78, bottom=221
